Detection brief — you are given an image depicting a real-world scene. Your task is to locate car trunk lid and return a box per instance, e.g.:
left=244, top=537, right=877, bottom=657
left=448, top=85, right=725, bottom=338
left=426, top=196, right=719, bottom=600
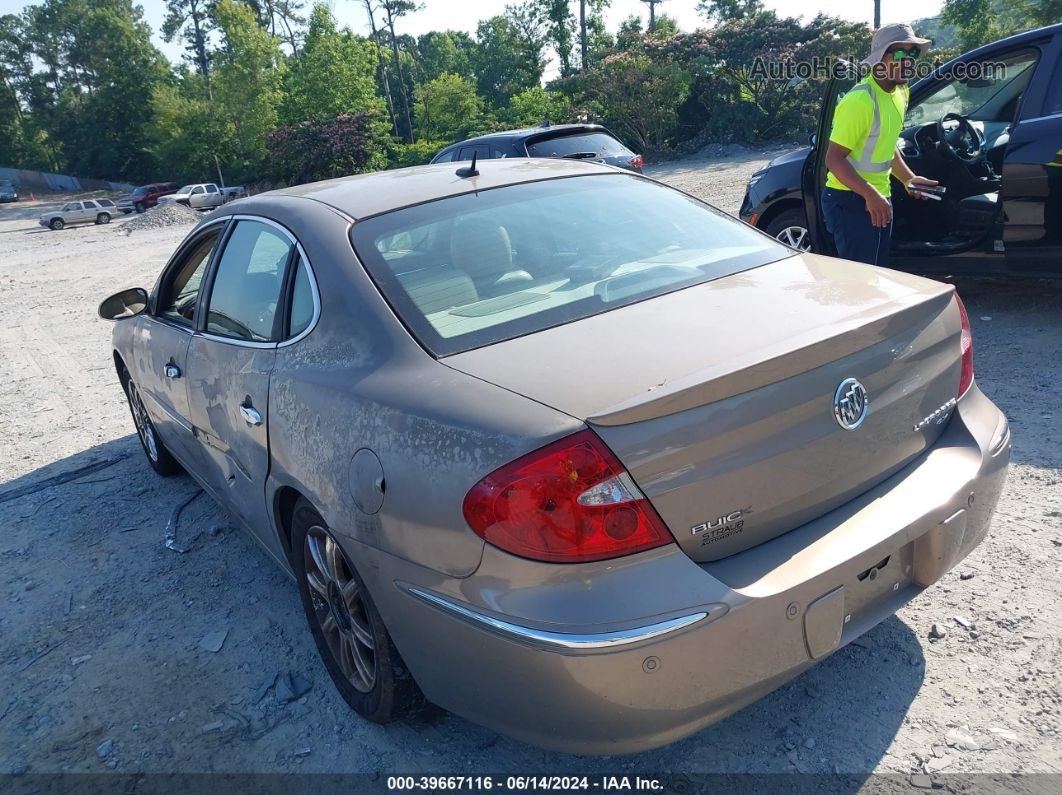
left=444, top=254, right=963, bottom=562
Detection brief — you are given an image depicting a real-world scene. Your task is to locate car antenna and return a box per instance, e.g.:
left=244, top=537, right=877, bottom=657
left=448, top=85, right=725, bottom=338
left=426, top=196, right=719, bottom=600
left=456, top=151, right=479, bottom=178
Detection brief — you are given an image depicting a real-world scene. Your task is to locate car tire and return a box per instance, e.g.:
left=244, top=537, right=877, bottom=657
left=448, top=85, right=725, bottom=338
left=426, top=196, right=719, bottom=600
left=96, top=213, right=110, bottom=225
left=765, top=208, right=812, bottom=252
left=291, top=498, right=426, bottom=724
left=49, top=218, right=64, bottom=231
left=135, top=202, right=146, bottom=214
left=123, top=372, right=182, bottom=476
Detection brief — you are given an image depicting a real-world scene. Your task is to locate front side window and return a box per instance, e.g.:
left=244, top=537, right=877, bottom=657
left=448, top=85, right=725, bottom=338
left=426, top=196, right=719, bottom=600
left=906, top=49, right=1040, bottom=126
left=192, top=186, right=205, bottom=195
left=205, top=220, right=292, bottom=342
left=351, top=174, right=790, bottom=356
left=157, top=228, right=222, bottom=327
left=63, top=203, right=79, bottom=212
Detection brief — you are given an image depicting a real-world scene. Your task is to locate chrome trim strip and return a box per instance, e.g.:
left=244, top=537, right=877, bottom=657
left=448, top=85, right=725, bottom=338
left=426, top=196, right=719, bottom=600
left=404, top=585, right=714, bottom=650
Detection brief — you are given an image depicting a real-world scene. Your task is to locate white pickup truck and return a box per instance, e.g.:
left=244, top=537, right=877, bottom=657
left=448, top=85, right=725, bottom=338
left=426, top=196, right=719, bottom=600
left=157, top=182, right=247, bottom=210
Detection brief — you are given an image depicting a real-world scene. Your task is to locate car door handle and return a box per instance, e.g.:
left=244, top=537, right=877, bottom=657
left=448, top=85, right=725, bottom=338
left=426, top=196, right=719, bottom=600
left=164, top=362, right=181, bottom=379
left=239, top=404, right=262, bottom=427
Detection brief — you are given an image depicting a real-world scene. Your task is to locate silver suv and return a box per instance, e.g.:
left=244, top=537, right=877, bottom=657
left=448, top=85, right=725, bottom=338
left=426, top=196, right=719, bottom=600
left=39, top=199, right=117, bottom=230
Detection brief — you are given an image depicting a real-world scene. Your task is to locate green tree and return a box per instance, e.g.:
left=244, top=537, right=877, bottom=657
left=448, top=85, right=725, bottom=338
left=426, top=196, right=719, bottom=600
left=212, top=0, right=286, bottom=178
left=245, top=0, right=305, bottom=53
left=413, top=72, right=486, bottom=141
left=151, top=73, right=232, bottom=182
left=580, top=53, right=690, bottom=151
left=616, top=14, right=643, bottom=50
left=380, top=0, right=419, bottom=142
left=416, top=30, right=477, bottom=83
left=14, top=0, right=170, bottom=181
left=941, top=0, right=1059, bottom=49
left=649, top=13, right=678, bottom=38
left=501, top=86, right=572, bottom=127
left=281, top=4, right=382, bottom=125
left=535, top=0, right=575, bottom=76
left=474, top=15, right=545, bottom=107
left=697, top=0, right=765, bottom=23
left=162, top=0, right=217, bottom=80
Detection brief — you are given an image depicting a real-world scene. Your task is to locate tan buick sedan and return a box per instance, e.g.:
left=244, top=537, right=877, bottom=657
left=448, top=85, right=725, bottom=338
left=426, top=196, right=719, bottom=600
left=100, top=159, right=1011, bottom=754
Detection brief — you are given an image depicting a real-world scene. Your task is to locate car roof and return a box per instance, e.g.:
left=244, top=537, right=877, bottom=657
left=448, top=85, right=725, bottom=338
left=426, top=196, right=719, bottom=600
left=264, top=158, right=620, bottom=221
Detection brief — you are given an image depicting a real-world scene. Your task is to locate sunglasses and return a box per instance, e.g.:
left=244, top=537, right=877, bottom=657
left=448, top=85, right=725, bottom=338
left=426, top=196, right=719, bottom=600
left=888, top=47, right=922, bottom=61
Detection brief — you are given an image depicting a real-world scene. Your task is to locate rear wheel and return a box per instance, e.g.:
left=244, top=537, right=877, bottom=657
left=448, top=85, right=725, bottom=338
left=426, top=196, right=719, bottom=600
left=123, top=373, right=181, bottom=476
left=292, top=499, right=425, bottom=723
left=96, top=212, right=110, bottom=225
left=765, top=208, right=811, bottom=252
left=49, top=218, right=64, bottom=231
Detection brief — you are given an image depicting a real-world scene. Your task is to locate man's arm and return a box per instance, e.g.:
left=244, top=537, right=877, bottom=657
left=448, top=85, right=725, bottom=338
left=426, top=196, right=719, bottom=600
left=891, top=150, right=939, bottom=196
left=825, top=141, right=893, bottom=228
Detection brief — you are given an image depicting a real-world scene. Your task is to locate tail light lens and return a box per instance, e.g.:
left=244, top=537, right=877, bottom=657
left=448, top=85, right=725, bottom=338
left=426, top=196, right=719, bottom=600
left=628, top=154, right=645, bottom=170
left=462, top=430, right=674, bottom=563
left=955, top=293, right=974, bottom=396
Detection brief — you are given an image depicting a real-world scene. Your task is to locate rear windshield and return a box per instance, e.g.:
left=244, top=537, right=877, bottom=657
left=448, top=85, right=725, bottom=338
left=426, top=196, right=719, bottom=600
left=527, top=132, right=632, bottom=158
left=350, top=174, right=789, bottom=356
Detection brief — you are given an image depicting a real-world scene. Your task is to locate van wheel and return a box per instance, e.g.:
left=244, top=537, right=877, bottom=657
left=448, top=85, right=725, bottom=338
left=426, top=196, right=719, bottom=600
left=49, top=218, right=64, bottom=231
left=292, top=499, right=426, bottom=723
left=96, top=213, right=110, bottom=225
left=135, top=202, right=146, bottom=213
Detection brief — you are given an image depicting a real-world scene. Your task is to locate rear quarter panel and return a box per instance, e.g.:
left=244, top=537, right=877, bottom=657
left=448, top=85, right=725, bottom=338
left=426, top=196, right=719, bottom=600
left=255, top=198, right=581, bottom=578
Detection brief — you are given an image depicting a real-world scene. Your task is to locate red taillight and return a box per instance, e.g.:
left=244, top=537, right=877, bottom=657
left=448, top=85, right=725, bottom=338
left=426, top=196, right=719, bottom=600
left=629, top=154, right=645, bottom=170
left=462, top=430, right=674, bottom=563
left=955, top=293, right=974, bottom=396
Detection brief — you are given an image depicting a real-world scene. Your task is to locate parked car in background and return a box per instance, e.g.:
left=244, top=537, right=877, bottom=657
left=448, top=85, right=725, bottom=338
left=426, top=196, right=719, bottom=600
left=740, top=23, right=1062, bottom=277
left=99, top=158, right=1009, bottom=755
left=118, top=182, right=179, bottom=214
left=0, top=179, right=18, bottom=203
left=39, top=199, right=116, bottom=230
left=430, top=123, right=644, bottom=172
left=157, top=183, right=247, bottom=210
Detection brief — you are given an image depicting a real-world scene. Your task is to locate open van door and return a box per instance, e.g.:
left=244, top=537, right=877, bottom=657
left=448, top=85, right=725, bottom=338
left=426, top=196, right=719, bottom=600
left=803, top=60, right=861, bottom=256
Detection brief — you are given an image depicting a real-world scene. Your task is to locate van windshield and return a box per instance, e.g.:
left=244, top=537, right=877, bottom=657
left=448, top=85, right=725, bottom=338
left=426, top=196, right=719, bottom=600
left=350, top=173, right=790, bottom=356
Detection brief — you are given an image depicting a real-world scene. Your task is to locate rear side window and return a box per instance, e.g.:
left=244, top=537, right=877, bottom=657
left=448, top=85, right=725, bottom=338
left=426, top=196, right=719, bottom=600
left=351, top=174, right=789, bottom=356
left=457, top=145, right=490, bottom=162
left=205, top=221, right=292, bottom=342
left=527, top=132, right=632, bottom=158
left=288, top=256, right=316, bottom=338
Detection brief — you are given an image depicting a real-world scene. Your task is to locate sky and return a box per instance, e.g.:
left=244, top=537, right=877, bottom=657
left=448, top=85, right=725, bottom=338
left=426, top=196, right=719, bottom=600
left=0, top=0, right=946, bottom=72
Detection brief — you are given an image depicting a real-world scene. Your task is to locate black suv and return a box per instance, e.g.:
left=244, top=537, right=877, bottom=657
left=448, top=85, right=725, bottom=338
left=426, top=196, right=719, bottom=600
left=740, top=23, right=1062, bottom=276
left=430, top=123, right=644, bottom=172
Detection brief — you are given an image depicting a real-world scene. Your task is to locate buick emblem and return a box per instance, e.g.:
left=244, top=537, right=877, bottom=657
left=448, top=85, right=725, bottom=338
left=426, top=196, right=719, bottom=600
left=833, top=378, right=869, bottom=430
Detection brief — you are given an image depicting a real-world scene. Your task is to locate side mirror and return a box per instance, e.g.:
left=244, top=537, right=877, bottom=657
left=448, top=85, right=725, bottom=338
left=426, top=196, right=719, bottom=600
left=99, top=288, right=149, bottom=321
left=809, top=132, right=818, bottom=147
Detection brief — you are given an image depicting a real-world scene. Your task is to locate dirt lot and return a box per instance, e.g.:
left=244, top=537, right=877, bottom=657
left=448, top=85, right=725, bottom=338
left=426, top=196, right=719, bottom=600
left=1, top=151, right=1061, bottom=783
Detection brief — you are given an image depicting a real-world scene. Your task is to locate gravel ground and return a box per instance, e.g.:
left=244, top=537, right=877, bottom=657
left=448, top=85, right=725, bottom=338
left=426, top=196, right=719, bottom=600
left=1, top=149, right=1060, bottom=783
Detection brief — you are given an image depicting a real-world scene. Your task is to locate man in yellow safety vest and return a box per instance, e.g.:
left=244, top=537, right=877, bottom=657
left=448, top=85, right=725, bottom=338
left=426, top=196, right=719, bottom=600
left=822, top=22, right=941, bottom=265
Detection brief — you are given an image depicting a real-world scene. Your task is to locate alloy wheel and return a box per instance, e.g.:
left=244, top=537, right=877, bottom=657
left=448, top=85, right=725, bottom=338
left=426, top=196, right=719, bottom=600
left=303, top=525, right=377, bottom=693
left=126, top=380, right=159, bottom=462
left=777, top=225, right=811, bottom=251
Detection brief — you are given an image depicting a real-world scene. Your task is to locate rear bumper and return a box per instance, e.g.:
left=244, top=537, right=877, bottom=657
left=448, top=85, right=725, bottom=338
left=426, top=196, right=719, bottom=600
left=359, top=385, right=1010, bottom=755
